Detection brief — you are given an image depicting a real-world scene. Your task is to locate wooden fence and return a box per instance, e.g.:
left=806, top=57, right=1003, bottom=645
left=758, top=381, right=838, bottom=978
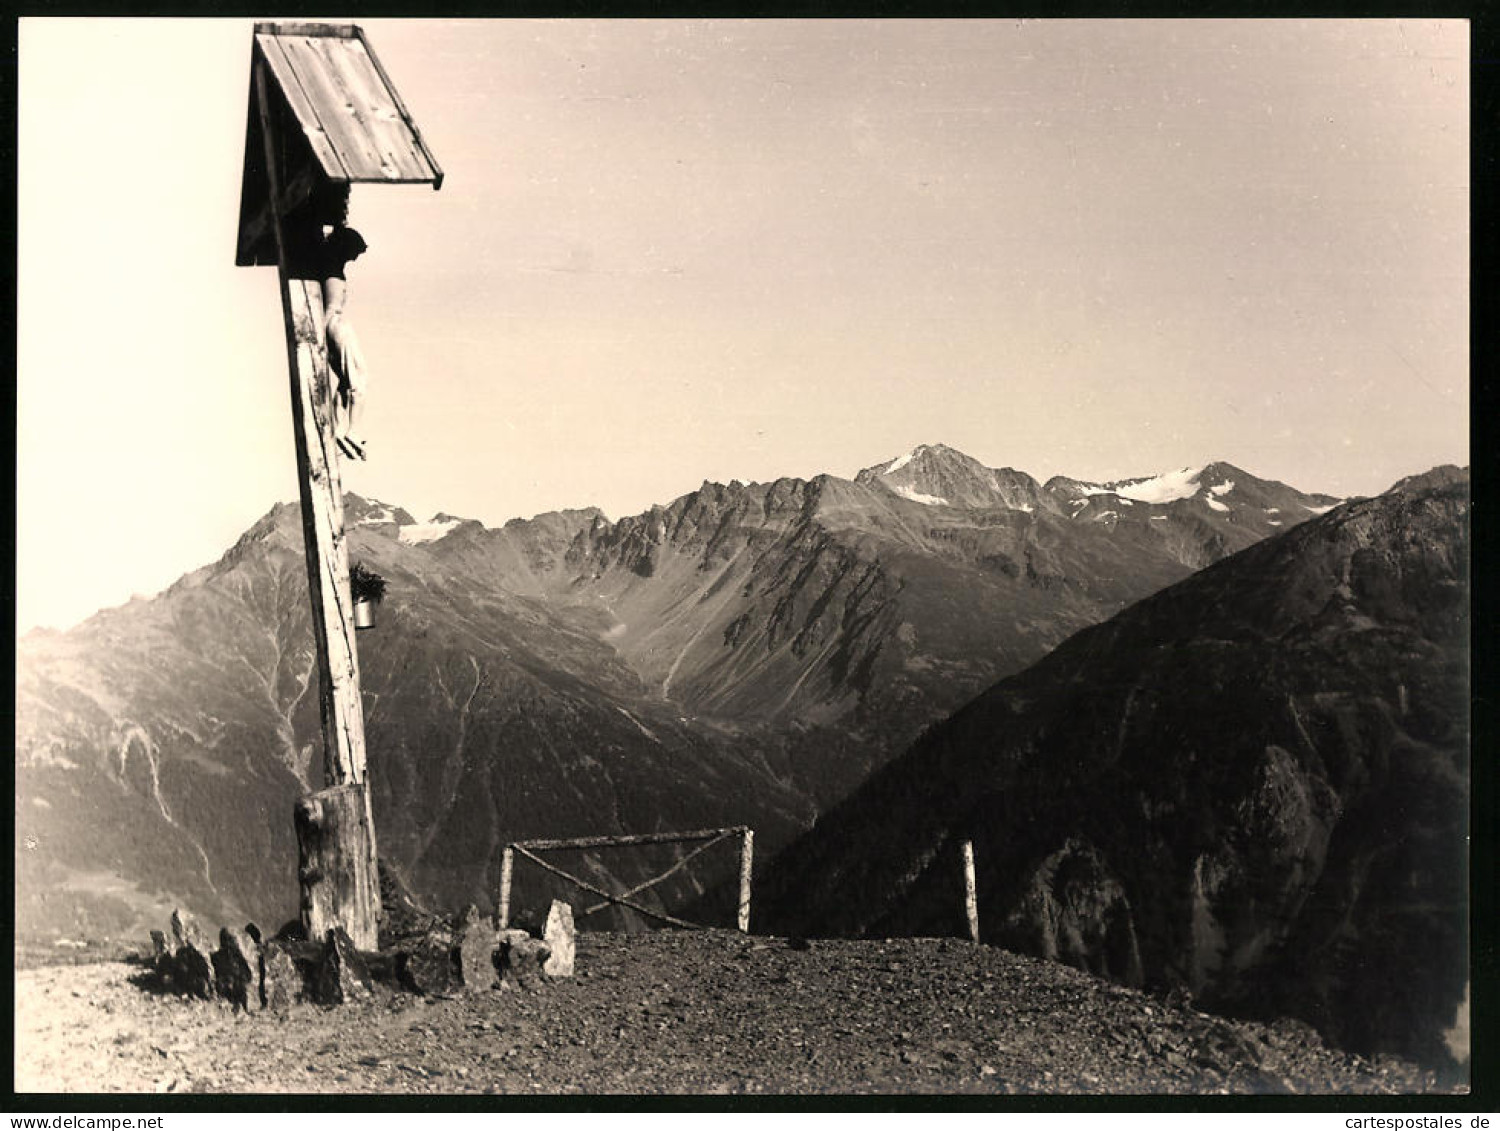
left=498, top=826, right=754, bottom=934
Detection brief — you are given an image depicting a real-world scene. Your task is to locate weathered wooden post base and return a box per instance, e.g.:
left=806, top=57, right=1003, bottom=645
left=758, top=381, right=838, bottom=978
left=296, top=784, right=380, bottom=952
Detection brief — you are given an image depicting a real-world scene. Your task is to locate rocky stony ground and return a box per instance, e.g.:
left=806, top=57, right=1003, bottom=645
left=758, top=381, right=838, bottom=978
left=15, top=929, right=1458, bottom=1096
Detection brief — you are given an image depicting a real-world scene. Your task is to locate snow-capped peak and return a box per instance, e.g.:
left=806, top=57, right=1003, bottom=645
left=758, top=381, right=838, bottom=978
left=857, top=444, right=1045, bottom=512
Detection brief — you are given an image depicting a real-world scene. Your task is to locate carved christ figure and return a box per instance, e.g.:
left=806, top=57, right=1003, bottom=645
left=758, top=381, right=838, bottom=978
left=288, top=180, right=370, bottom=461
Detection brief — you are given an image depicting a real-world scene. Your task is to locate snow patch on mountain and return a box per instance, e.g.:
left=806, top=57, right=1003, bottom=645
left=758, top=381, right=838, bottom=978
left=1077, top=468, right=1204, bottom=505
left=884, top=448, right=920, bottom=475
left=400, top=518, right=463, bottom=545
left=894, top=485, right=949, bottom=507
left=1115, top=467, right=1205, bottom=504
left=1304, top=502, right=1340, bottom=516
left=1210, top=480, right=1235, bottom=497
left=1206, top=497, right=1230, bottom=513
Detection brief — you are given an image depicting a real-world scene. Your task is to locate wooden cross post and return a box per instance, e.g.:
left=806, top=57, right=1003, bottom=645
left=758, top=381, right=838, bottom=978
left=254, top=56, right=381, bottom=950
left=236, top=23, right=442, bottom=952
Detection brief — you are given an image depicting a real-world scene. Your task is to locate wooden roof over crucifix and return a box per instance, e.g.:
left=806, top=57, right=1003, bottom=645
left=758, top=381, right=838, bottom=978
left=235, top=22, right=443, bottom=267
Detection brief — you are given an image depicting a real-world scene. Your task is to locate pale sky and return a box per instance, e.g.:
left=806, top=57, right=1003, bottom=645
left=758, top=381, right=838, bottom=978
left=17, top=18, right=1469, bottom=634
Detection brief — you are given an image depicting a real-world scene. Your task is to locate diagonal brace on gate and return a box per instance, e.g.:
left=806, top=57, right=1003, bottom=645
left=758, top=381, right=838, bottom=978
left=578, top=831, right=732, bottom=918
left=497, top=826, right=754, bottom=933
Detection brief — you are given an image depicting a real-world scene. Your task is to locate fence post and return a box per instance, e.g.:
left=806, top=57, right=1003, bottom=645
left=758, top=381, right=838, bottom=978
left=737, top=828, right=754, bottom=933
left=961, top=839, right=980, bottom=944
left=497, top=844, right=515, bottom=930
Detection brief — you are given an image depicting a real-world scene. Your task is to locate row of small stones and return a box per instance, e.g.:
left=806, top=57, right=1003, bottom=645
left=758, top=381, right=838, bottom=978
left=150, top=909, right=556, bottom=1012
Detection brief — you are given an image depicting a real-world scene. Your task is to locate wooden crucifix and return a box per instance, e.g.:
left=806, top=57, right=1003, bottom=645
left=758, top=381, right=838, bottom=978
left=234, top=22, right=442, bottom=949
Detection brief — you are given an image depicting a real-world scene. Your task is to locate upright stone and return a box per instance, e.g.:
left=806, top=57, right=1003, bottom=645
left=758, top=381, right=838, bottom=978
left=261, top=940, right=304, bottom=1010
left=313, top=927, right=372, bottom=1005
left=170, top=908, right=203, bottom=949
left=170, top=909, right=215, bottom=999
left=174, top=943, right=216, bottom=999
left=214, top=926, right=263, bottom=1012
left=542, top=901, right=576, bottom=978
left=457, top=919, right=497, bottom=992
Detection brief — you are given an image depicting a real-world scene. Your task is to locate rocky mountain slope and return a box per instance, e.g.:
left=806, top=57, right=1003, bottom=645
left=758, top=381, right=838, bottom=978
left=16, top=499, right=814, bottom=941
left=470, top=445, right=1341, bottom=797
left=754, top=469, right=1469, bottom=1067
left=15, top=445, right=1341, bottom=949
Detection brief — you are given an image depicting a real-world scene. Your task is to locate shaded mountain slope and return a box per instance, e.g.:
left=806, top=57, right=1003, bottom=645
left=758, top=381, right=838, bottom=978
left=755, top=471, right=1468, bottom=1066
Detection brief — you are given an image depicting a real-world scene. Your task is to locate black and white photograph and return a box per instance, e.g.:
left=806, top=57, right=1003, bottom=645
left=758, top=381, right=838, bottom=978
left=14, top=17, right=1471, bottom=1098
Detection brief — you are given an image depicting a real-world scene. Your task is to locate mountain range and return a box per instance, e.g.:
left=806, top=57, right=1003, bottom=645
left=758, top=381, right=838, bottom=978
left=16, top=445, right=1344, bottom=946
left=753, top=467, right=1469, bottom=1066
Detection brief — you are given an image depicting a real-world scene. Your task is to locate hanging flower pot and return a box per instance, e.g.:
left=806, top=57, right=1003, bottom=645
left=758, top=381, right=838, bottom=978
left=349, top=561, right=387, bottom=632
left=353, top=598, right=378, bottom=630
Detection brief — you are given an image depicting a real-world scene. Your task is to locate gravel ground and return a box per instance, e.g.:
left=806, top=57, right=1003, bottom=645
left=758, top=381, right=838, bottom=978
left=14, top=930, right=1455, bottom=1096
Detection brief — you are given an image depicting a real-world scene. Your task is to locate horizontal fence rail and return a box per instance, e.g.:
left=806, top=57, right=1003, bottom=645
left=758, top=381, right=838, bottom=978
left=498, top=826, right=754, bottom=934
left=509, top=827, right=748, bottom=851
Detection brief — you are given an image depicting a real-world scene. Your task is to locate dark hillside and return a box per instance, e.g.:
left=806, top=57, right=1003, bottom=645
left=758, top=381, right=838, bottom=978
left=756, top=473, right=1469, bottom=1067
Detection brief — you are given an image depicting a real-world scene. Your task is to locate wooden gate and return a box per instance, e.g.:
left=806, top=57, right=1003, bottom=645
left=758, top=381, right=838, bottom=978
left=498, top=827, right=754, bottom=934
